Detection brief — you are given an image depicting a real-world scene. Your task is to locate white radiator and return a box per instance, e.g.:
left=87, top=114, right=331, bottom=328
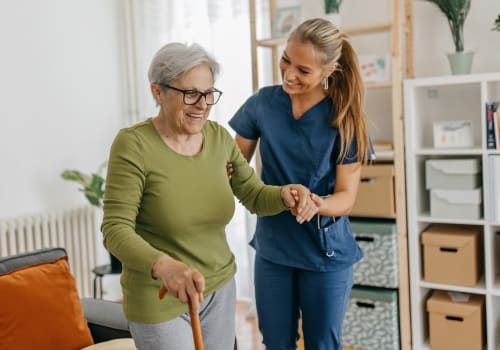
left=0, top=205, right=100, bottom=298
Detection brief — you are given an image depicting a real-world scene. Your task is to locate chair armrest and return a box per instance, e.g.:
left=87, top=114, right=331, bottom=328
left=81, top=298, right=131, bottom=343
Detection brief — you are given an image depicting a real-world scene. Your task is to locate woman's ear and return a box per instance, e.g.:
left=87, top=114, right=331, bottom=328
left=326, top=63, right=339, bottom=78
left=151, top=83, right=162, bottom=103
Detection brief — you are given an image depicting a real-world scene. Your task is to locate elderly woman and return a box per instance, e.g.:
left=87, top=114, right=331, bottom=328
left=101, top=42, right=317, bottom=350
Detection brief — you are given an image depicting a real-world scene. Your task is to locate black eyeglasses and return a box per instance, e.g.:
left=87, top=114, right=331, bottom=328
left=159, top=83, right=223, bottom=105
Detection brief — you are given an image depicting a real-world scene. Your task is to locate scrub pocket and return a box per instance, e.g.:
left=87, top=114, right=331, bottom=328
left=313, top=216, right=362, bottom=264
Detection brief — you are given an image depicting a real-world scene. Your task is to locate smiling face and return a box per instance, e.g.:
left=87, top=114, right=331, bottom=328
left=280, top=37, right=331, bottom=96
left=155, top=64, right=215, bottom=137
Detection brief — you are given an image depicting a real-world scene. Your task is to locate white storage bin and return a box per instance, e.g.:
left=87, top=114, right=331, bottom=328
left=426, top=158, right=481, bottom=190
left=430, top=189, right=482, bottom=220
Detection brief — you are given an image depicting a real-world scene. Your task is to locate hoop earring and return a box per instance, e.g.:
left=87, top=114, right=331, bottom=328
left=322, top=77, right=329, bottom=90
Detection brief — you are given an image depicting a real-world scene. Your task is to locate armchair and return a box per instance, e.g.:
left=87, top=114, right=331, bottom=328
left=0, top=247, right=133, bottom=350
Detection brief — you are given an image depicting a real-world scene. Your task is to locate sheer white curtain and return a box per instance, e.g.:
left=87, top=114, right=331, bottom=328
left=121, top=0, right=256, bottom=300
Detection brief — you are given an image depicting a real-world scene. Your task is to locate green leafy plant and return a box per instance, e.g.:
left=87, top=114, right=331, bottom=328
left=423, top=0, right=471, bottom=52
left=61, top=162, right=106, bottom=208
left=493, top=14, right=500, bottom=31
left=325, top=0, right=343, bottom=14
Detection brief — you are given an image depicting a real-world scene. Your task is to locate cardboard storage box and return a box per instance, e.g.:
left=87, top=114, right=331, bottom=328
left=421, top=224, right=481, bottom=286
left=427, top=290, right=484, bottom=350
left=343, top=286, right=399, bottom=350
left=426, top=158, right=481, bottom=190
left=351, top=220, right=398, bottom=288
left=430, top=188, right=482, bottom=220
left=350, top=164, right=395, bottom=218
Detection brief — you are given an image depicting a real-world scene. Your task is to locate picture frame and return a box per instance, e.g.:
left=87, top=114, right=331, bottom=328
left=433, top=120, right=474, bottom=148
left=358, top=54, right=391, bottom=82
left=273, top=6, right=301, bottom=37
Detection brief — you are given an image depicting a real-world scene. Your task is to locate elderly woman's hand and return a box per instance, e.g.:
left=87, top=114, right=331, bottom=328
left=281, top=184, right=319, bottom=224
left=153, top=255, right=205, bottom=312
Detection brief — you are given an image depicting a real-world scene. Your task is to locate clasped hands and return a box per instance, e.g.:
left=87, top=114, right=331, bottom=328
left=280, top=184, right=320, bottom=224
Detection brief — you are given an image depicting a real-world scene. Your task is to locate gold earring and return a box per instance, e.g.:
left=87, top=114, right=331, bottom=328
left=322, top=77, right=329, bottom=90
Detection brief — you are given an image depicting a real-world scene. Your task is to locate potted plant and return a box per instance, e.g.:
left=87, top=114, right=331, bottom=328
left=324, top=0, right=343, bottom=26
left=423, top=0, right=473, bottom=75
left=61, top=163, right=121, bottom=273
left=61, top=164, right=106, bottom=208
left=325, top=0, right=342, bottom=14
left=493, top=14, right=500, bottom=31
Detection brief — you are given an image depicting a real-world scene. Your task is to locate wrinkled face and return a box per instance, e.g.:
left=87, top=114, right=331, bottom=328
left=279, top=37, right=327, bottom=96
left=158, top=64, right=215, bottom=136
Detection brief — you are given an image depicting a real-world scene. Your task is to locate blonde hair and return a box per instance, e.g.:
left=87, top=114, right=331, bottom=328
left=289, top=18, right=369, bottom=163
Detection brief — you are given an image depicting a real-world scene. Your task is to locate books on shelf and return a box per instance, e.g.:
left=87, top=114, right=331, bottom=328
left=490, top=155, right=500, bottom=222
left=496, top=111, right=500, bottom=150
left=486, top=101, right=499, bottom=150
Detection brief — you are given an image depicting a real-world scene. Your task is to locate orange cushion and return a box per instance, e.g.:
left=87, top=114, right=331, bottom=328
left=0, top=257, right=94, bottom=350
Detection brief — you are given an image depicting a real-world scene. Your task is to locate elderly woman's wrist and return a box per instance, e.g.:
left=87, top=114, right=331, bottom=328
left=279, top=185, right=291, bottom=209
left=151, top=254, right=173, bottom=279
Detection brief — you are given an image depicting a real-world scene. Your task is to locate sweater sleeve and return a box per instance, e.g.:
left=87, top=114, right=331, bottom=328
left=223, top=128, right=287, bottom=215
left=101, top=128, right=164, bottom=276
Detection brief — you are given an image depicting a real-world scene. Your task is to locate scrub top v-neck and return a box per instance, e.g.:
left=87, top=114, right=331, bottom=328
left=230, top=86, right=362, bottom=271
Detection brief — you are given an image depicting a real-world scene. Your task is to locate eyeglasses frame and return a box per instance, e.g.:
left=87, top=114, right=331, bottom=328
left=158, top=83, right=223, bottom=105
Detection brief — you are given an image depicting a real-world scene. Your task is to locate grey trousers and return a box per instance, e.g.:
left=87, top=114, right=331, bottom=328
left=129, top=278, right=236, bottom=350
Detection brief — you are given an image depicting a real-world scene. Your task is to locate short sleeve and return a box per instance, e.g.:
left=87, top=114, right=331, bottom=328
left=333, top=135, right=376, bottom=164
left=333, top=136, right=358, bottom=165
left=228, top=92, right=261, bottom=140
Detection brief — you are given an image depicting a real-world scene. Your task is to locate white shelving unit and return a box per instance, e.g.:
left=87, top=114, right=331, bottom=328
left=404, top=72, right=500, bottom=350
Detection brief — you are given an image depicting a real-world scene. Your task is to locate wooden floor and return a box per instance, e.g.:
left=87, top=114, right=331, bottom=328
left=235, top=300, right=359, bottom=350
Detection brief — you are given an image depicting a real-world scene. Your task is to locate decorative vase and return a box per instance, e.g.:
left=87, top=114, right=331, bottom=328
left=447, top=51, right=474, bottom=75
left=324, top=12, right=342, bottom=27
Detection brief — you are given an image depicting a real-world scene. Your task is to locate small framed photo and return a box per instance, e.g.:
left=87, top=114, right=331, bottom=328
left=358, top=54, right=391, bottom=82
left=433, top=120, right=474, bottom=148
left=273, top=6, right=301, bottom=37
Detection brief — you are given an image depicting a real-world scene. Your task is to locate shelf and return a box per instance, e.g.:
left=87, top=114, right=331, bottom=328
left=416, top=214, right=485, bottom=225
left=344, top=22, right=392, bottom=36
left=415, top=148, right=483, bottom=156
left=255, top=22, right=393, bottom=48
left=405, top=72, right=500, bottom=87
left=256, top=37, right=286, bottom=47
left=419, top=278, right=487, bottom=295
left=373, top=150, right=394, bottom=160
left=365, top=81, right=392, bottom=89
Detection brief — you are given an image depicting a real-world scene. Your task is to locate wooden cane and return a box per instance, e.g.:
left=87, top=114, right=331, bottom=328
left=159, top=286, right=204, bottom=350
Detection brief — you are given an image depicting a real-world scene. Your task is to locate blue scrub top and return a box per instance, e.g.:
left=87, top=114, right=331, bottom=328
left=230, top=86, right=363, bottom=271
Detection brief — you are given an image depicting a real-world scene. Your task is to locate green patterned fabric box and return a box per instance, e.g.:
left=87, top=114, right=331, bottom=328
left=351, top=220, right=398, bottom=288
left=343, top=286, right=400, bottom=350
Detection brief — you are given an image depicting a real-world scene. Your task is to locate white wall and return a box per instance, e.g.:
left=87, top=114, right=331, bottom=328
left=0, top=0, right=126, bottom=218
left=300, top=0, right=500, bottom=77
left=412, top=0, right=500, bottom=77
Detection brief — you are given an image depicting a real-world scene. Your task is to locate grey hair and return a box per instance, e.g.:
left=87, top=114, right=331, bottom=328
left=148, top=42, right=220, bottom=85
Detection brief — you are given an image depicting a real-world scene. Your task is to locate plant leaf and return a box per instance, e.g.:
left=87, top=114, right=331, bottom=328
left=61, top=170, right=91, bottom=187
left=61, top=168, right=105, bottom=208
left=422, top=0, right=470, bottom=52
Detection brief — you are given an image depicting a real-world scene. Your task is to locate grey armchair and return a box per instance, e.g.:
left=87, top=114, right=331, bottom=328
left=0, top=247, right=238, bottom=350
left=0, top=247, right=131, bottom=347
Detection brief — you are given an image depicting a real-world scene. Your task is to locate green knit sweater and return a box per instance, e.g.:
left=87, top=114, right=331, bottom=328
left=102, top=118, right=287, bottom=323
